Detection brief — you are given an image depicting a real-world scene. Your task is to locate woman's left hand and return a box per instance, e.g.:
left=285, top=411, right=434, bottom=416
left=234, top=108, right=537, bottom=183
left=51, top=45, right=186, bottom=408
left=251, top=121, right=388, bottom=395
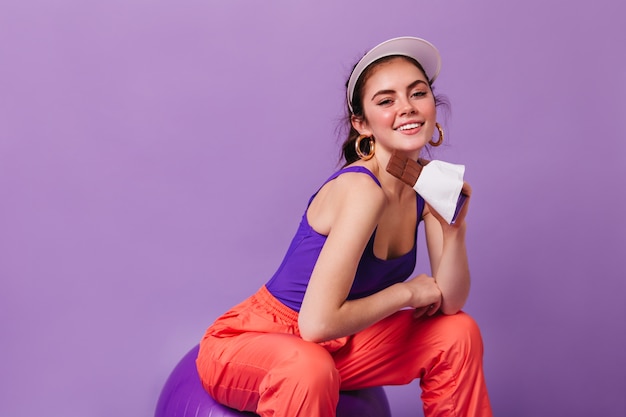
left=412, top=295, right=443, bottom=318
left=428, top=181, right=472, bottom=228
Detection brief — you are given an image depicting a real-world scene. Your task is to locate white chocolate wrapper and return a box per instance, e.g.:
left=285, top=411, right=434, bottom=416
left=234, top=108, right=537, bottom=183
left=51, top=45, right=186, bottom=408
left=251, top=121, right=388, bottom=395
left=413, top=160, right=465, bottom=224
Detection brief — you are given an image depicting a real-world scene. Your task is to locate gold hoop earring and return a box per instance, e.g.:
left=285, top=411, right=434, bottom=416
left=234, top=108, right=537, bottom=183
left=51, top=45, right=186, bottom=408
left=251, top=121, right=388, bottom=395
left=355, top=134, right=375, bottom=160
left=429, top=123, right=444, bottom=147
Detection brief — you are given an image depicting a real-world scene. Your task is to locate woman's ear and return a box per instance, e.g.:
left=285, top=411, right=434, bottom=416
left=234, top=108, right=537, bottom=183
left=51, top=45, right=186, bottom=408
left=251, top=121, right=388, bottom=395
left=351, top=114, right=371, bottom=136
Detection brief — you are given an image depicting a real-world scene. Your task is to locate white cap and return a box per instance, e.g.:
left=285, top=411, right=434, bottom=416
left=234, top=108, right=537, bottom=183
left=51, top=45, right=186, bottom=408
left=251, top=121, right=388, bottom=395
left=347, top=36, right=441, bottom=113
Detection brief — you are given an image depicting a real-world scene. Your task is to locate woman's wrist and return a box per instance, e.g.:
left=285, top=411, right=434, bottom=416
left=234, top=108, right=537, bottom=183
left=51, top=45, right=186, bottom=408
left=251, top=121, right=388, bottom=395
left=392, top=282, right=414, bottom=309
left=442, top=219, right=466, bottom=239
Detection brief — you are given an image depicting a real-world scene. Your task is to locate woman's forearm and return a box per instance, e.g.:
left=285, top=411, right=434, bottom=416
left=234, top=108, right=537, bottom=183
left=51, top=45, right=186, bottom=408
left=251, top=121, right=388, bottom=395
left=433, top=223, right=471, bottom=314
left=299, top=282, right=413, bottom=343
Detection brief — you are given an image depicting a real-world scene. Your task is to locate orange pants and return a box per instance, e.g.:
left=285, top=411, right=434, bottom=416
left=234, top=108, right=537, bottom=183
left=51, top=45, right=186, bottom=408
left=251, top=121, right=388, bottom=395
left=197, top=286, right=492, bottom=417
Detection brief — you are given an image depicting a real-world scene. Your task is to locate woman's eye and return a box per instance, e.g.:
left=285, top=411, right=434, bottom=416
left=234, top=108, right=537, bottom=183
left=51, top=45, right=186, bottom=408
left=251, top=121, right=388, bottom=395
left=411, top=91, right=427, bottom=98
left=377, top=98, right=393, bottom=106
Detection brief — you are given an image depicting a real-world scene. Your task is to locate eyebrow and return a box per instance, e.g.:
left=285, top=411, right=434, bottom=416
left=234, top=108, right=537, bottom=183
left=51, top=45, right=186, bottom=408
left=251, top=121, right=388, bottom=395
left=370, top=79, right=428, bottom=102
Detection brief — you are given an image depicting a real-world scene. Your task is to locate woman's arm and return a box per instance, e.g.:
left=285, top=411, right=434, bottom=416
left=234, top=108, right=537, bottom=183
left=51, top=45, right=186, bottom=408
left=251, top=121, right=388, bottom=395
left=298, top=173, right=441, bottom=343
left=423, top=182, right=472, bottom=315
left=299, top=173, right=405, bottom=342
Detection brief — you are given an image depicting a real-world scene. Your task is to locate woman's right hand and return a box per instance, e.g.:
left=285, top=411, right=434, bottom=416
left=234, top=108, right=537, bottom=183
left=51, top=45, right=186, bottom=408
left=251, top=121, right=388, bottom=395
left=404, top=274, right=442, bottom=318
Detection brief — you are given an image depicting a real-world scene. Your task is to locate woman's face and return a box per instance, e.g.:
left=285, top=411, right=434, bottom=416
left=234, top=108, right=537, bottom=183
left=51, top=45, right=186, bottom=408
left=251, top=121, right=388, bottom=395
left=352, top=57, right=437, bottom=156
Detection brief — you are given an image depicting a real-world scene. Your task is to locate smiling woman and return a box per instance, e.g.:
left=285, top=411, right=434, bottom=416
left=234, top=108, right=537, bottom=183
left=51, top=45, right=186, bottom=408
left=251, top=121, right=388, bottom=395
left=195, top=37, right=493, bottom=417
left=342, top=37, right=448, bottom=166
left=348, top=58, right=438, bottom=163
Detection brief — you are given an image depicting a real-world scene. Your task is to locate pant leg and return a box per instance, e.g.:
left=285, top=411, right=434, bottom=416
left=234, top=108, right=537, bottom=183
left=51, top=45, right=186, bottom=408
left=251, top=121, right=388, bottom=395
left=333, top=310, right=492, bottom=417
left=198, top=332, right=340, bottom=416
left=196, top=287, right=341, bottom=417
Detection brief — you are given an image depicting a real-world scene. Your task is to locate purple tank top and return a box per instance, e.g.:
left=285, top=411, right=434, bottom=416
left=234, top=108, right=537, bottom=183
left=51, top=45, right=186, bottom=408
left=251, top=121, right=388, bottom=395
left=265, top=166, right=425, bottom=312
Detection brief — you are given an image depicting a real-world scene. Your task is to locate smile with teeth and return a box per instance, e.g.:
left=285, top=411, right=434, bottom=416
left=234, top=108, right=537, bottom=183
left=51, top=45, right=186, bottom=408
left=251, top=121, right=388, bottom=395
left=396, top=122, right=422, bottom=131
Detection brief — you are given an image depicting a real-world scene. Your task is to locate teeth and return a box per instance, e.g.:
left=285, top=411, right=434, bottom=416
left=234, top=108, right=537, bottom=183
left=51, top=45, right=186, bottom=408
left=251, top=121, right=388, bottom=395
left=397, top=123, right=421, bottom=131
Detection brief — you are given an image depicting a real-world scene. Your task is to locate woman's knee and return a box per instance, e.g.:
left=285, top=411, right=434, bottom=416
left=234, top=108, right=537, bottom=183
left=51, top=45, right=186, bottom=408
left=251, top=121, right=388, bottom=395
left=288, top=342, right=339, bottom=385
left=258, top=341, right=340, bottom=413
left=263, top=340, right=340, bottom=388
left=433, top=311, right=484, bottom=357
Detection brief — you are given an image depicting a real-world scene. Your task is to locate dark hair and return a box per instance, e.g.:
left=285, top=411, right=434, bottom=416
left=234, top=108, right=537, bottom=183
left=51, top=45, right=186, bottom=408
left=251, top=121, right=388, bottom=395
left=339, top=55, right=450, bottom=166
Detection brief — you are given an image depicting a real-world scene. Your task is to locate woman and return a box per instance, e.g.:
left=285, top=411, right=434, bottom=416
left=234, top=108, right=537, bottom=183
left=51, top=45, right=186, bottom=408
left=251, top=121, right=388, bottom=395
left=196, top=36, right=493, bottom=417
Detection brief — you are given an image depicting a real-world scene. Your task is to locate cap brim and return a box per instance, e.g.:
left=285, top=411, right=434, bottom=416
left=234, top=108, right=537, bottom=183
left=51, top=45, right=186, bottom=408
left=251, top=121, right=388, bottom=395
left=347, top=37, right=441, bottom=113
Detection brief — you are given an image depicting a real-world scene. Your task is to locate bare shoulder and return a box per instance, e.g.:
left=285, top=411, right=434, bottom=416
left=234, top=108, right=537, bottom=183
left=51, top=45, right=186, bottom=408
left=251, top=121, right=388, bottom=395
left=308, top=169, right=385, bottom=234
left=329, top=170, right=386, bottom=208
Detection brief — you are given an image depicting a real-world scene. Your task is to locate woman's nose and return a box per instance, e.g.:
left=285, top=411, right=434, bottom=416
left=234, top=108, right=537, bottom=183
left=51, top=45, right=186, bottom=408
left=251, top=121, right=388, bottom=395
left=400, top=100, right=417, bottom=116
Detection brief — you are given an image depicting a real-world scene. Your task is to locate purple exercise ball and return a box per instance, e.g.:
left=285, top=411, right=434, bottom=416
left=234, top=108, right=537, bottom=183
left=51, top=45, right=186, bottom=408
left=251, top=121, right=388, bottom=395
left=155, top=345, right=392, bottom=417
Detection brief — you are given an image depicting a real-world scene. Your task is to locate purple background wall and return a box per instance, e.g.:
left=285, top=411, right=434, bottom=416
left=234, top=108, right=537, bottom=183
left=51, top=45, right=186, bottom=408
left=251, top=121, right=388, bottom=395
left=1, top=1, right=624, bottom=416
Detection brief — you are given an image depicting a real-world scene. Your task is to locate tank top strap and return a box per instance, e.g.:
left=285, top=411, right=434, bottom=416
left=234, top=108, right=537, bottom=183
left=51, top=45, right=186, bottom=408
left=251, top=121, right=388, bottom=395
left=416, top=192, right=425, bottom=222
left=325, top=166, right=381, bottom=187
left=307, top=166, right=381, bottom=206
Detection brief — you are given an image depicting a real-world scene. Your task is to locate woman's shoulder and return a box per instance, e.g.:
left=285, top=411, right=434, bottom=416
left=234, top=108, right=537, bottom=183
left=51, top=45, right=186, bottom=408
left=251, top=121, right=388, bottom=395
left=327, top=167, right=386, bottom=210
left=308, top=164, right=386, bottom=235
left=329, top=164, right=381, bottom=187
left=312, top=165, right=385, bottom=213
left=330, top=166, right=382, bottom=194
